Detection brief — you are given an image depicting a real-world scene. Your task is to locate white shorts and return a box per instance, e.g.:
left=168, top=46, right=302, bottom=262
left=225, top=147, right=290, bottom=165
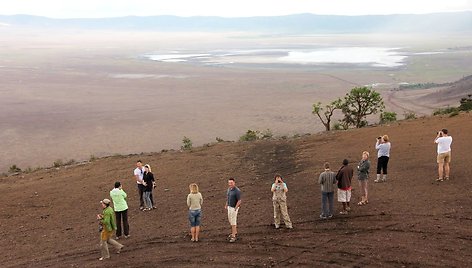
left=227, top=207, right=239, bottom=226
left=337, top=189, right=352, bottom=202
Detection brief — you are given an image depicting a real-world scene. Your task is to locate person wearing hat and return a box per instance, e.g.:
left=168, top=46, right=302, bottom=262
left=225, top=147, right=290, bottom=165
left=271, top=174, right=293, bottom=229
left=110, top=181, right=129, bottom=239
left=97, top=198, right=124, bottom=261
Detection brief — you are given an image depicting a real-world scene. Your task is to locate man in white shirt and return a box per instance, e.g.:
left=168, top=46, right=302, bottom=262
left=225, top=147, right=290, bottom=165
left=434, top=129, right=453, bottom=182
left=134, top=160, right=145, bottom=210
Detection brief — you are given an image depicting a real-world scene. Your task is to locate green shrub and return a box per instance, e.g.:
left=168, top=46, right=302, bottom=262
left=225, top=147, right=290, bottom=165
left=433, top=106, right=459, bottom=115
left=9, top=165, right=21, bottom=173
left=449, top=110, right=460, bottom=117
left=379, top=111, right=397, bottom=124
left=403, top=111, right=417, bottom=120
left=53, top=159, right=63, bottom=168
left=459, top=95, right=472, bottom=111
left=181, top=136, right=193, bottom=150
left=240, top=130, right=259, bottom=141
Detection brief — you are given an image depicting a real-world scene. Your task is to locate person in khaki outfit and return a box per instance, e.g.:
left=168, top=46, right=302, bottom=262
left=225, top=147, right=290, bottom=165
left=271, top=174, right=293, bottom=229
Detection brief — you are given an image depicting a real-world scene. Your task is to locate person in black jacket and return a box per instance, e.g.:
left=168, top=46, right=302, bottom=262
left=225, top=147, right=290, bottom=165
left=142, top=164, right=156, bottom=211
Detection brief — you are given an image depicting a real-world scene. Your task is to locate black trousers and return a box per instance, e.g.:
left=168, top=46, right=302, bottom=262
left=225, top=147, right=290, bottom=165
left=377, top=156, right=390, bottom=174
left=115, top=209, right=129, bottom=237
left=138, top=184, right=144, bottom=207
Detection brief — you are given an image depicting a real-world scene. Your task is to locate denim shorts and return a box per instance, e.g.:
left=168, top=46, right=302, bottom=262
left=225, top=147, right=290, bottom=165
left=188, top=209, right=201, bottom=227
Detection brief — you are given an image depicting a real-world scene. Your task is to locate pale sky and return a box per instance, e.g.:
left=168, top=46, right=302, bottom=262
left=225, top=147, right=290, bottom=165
left=1, top=0, right=472, bottom=18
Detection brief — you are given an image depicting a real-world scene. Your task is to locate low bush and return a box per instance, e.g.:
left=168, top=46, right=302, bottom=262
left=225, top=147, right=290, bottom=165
left=403, top=111, right=417, bottom=120
left=181, top=136, right=193, bottom=150
left=240, top=130, right=259, bottom=141
left=379, top=111, right=397, bottom=124
left=9, top=165, right=21, bottom=173
left=433, top=106, right=459, bottom=115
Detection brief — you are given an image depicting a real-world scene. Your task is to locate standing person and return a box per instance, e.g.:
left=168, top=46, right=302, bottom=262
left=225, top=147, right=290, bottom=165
left=225, top=178, right=241, bottom=243
left=318, top=162, right=337, bottom=219
left=374, top=135, right=391, bottom=183
left=187, top=183, right=203, bottom=242
left=336, top=159, right=354, bottom=215
left=357, top=151, right=371, bottom=206
left=133, top=160, right=145, bottom=210
left=271, top=174, right=293, bottom=229
left=142, top=164, right=155, bottom=211
left=97, top=199, right=124, bottom=261
left=110, top=182, right=130, bottom=239
left=434, top=129, right=453, bottom=181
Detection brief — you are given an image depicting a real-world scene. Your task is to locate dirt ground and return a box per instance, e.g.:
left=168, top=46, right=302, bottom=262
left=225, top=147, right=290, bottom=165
left=1, top=113, right=471, bottom=267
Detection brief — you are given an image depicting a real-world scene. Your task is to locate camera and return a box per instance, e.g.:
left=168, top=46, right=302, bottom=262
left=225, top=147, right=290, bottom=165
left=437, top=131, right=443, bottom=137
left=377, top=136, right=382, bottom=140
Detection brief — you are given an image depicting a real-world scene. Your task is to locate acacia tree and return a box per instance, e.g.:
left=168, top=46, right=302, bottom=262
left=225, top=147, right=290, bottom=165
left=312, top=98, right=343, bottom=131
left=341, top=87, right=385, bottom=128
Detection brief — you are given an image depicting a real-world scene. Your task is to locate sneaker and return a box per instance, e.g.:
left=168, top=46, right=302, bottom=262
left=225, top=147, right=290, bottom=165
left=99, top=257, right=109, bottom=261
left=328, top=214, right=333, bottom=219
left=320, top=214, right=327, bottom=219
left=374, top=179, right=381, bottom=183
left=139, top=207, right=144, bottom=211
left=152, top=206, right=157, bottom=209
left=116, top=245, right=124, bottom=254
left=274, top=224, right=280, bottom=229
left=346, top=207, right=351, bottom=212
left=436, top=177, right=444, bottom=182
left=115, top=236, right=120, bottom=240
left=286, top=226, right=293, bottom=229
left=444, top=176, right=450, bottom=181
left=229, top=236, right=237, bottom=243
left=124, top=235, right=130, bottom=239
left=339, top=211, right=348, bottom=215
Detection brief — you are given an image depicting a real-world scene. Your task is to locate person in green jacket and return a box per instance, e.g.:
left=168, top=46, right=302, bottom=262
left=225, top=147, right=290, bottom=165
left=110, top=182, right=129, bottom=239
left=97, top=198, right=124, bottom=261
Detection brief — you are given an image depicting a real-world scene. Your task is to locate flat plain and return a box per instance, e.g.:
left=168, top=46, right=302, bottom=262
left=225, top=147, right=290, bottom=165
left=1, top=29, right=471, bottom=172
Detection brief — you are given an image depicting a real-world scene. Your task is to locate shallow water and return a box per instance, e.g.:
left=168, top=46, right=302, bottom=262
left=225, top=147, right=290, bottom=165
left=144, top=47, right=410, bottom=68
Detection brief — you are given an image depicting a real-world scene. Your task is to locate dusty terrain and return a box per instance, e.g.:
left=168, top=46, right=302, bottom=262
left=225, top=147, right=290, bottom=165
left=1, top=113, right=471, bottom=267
left=1, top=30, right=472, bottom=172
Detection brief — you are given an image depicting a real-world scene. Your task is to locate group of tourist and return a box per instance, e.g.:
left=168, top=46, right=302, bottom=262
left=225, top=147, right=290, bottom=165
left=96, top=130, right=453, bottom=261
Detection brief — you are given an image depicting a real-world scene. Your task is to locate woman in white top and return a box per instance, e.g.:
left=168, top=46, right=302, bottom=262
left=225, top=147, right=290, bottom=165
left=187, top=183, right=203, bottom=242
left=374, top=134, right=391, bottom=183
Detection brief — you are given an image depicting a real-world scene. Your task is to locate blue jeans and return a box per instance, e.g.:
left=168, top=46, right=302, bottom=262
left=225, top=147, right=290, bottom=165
left=321, top=191, right=334, bottom=216
left=188, top=209, right=202, bottom=227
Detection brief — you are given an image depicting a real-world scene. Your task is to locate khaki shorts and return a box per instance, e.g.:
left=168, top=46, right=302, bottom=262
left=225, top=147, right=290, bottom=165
left=227, top=206, right=239, bottom=226
left=437, top=151, right=451, bottom=164
left=337, top=189, right=352, bottom=203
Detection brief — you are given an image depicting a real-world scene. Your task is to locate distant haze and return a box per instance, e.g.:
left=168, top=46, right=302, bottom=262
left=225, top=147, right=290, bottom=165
left=0, top=12, right=471, bottom=33
left=1, top=0, right=472, bottom=18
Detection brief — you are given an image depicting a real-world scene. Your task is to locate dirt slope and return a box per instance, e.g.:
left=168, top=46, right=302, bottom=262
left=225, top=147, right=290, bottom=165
left=0, top=113, right=471, bottom=267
